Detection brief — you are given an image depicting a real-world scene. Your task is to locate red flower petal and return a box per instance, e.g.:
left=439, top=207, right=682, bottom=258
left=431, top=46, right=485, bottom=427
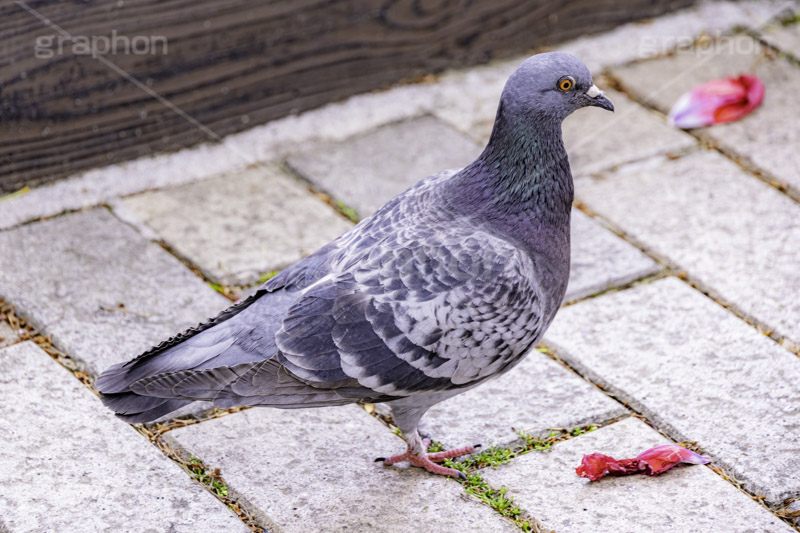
left=575, top=453, right=640, bottom=481
left=668, top=75, right=764, bottom=128
left=576, top=444, right=710, bottom=481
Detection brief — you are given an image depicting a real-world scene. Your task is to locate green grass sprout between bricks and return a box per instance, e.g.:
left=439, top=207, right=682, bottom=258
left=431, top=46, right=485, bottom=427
left=258, top=270, right=281, bottom=284
left=425, top=423, right=599, bottom=472
left=187, top=456, right=229, bottom=498
left=465, top=474, right=539, bottom=532
left=207, top=270, right=280, bottom=298
left=425, top=425, right=597, bottom=532
left=336, top=200, right=360, bottom=223
left=138, top=427, right=264, bottom=532
left=781, top=11, right=800, bottom=25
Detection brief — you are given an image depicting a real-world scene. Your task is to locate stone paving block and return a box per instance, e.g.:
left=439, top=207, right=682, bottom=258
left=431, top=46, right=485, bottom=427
left=612, top=34, right=800, bottom=196
left=0, top=209, right=229, bottom=376
left=482, top=417, right=793, bottom=533
left=567, top=209, right=659, bottom=301
left=420, top=350, right=627, bottom=449
left=119, top=166, right=353, bottom=286
left=0, top=341, right=249, bottom=533
left=286, top=116, right=482, bottom=217
left=760, top=19, right=800, bottom=58
left=544, top=277, right=800, bottom=505
left=167, top=405, right=518, bottom=533
left=574, top=150, right=800, bottom=345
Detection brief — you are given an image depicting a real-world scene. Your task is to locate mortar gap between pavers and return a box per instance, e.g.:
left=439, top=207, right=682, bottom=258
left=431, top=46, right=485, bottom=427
left=562, top=270, right=669, bottom=307
left=0, top=298, right=95, bottom=390
left=278, top=159, right=362, bottom=224
left=0, top=205, right=95, bottom=233
left=673, top=274, right=800, bottom=355
left=586, top=143, right=701, bottom=177
left=146, top=406, right=253, bottom=437
left=573, top=196, right=678, bottom=270
left=104, top=207, right=241, bottom=302
left=221, top=269, right=284, bottom=302
left=111, top=204, right=288, bottom=301
left=748, top=24, right=800, bottom=67
left=155, top=432, right=274, bottom=533
left=152, top=239, right=241, bottom=302
left=774, top=496, right=800, bottom=532
left=706, top=461, right=800, bottom=529
left=456, top=471, right=545, bottom=533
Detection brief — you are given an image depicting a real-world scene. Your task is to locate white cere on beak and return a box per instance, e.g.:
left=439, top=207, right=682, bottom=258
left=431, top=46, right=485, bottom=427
left=586, top=84, right=603, bottom=98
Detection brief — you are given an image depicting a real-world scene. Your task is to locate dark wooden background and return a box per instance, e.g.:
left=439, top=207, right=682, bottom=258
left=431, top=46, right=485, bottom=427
left=0, top=0, right=693, bottom=192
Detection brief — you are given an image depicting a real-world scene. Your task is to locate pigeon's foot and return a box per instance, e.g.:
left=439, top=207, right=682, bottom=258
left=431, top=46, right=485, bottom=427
left=379, top=439, right=476, bottom=479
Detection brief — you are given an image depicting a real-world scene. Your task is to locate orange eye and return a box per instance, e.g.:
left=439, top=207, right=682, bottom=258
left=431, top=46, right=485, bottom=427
left=558, top=78, right=574, bottom=91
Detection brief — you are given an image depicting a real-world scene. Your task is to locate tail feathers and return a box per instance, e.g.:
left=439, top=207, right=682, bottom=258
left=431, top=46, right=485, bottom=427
left=100, top=391, right=192, bottom=424
left=132, top=365, right=247, bottom=399
left=101, top=357, right=382, bottom=420
left=134, top=358, right=372, bottom=408
left=96, top=328, right=239, bottom=424
left=96, top=336, right=235, bottom=395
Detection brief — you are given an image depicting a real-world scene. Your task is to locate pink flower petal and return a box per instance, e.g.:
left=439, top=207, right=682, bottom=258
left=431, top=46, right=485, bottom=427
left=668, top=75, right=764, bottom=128
left=576, top=444, right=711, bottom=481
left=635, top=444, right=711, bottom=476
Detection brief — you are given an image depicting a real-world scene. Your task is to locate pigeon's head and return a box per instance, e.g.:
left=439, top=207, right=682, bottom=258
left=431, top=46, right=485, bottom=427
left=501, top=52, right=614, bottom=122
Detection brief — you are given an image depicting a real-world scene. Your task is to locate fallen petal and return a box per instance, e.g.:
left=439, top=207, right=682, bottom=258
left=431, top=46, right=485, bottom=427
left=576, top=444, right=710, bottom=481
left=668, top=75, right=764, bottom=128
left=575, top=453, right=640, bottom=481
left=635, top=444, right=711, bottom=476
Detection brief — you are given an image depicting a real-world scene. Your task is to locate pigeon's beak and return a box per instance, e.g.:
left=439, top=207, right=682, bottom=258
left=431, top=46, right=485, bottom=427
left=585, top=85, right=614, bottom=112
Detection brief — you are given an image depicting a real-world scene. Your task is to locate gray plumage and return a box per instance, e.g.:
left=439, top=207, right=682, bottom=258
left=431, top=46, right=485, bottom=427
left=97, top=52, right=613, bottom=473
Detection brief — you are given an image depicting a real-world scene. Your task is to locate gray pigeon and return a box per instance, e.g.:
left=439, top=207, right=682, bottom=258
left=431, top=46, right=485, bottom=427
left=97, top=52, right=613, bottom=478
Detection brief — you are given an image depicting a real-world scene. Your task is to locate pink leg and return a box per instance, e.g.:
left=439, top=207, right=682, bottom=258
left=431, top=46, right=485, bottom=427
left=380, top=439, right=476, bottom=479
left=427, top=445, right=477, bottom=462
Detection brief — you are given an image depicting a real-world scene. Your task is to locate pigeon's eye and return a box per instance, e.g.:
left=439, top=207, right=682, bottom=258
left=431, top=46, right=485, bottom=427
left=558, top=77, right=574, bottom=91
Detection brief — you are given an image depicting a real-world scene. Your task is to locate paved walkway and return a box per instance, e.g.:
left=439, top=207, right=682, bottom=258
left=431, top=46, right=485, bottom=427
left=2, top=1, right=800, bottom=531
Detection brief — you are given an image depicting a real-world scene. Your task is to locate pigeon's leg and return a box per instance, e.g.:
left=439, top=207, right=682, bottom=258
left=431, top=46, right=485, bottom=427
left=379, top=406, right=476, bottom=479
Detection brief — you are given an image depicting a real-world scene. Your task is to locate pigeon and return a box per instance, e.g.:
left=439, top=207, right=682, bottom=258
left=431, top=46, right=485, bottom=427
left=97, top=52, right=613, bottom=478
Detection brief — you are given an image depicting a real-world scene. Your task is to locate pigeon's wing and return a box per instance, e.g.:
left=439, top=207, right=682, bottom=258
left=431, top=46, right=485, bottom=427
left=96, top=239, right=369, bottom=421
left=272, top=228, right=544, bottom=399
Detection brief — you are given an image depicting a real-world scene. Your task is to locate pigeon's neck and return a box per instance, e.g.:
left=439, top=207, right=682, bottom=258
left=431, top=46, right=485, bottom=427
left=449, top=102, right=574, bottom=229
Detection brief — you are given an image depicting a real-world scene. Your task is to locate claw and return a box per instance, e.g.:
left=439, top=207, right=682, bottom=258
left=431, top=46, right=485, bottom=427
left=474, top=443, right=482, bottom=449
left=374, top=457, right=386, bottom=463
left=457, top=471, right=467, bottom=481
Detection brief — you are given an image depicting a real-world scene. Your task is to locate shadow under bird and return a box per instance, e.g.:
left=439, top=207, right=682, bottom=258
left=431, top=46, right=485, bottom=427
left=97, top=52, right=614, bottom=478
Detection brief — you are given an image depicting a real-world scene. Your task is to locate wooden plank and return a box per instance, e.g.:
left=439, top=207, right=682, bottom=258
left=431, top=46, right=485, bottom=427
left=0, top=0, right=693, bottom=192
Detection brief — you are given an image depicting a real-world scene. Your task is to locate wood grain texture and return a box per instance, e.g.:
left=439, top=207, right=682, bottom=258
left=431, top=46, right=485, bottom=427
left=0, top=0, right=693, bottom=192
